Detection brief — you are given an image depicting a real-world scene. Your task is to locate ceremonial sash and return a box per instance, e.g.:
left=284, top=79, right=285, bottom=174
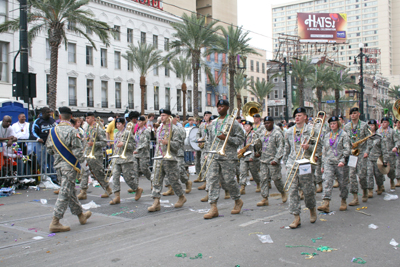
left=50, top=127, right=81, bottom=173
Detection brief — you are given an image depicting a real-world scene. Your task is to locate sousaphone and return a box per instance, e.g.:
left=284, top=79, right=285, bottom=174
left=392, top=99, right=400, bottom=121
left=242, top=101, right=262, bottom=123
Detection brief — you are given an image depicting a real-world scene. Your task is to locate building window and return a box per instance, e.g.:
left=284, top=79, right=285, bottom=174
left=153, top=65, right=158, bottom=76
left=274, top=107, right=279, bottom=117
left=46, top=39, right=51, bottom=59
left=87, top=79, right=94, bottom=107
left=0, top=42, right=8, bottom=82
left=165, top=87, right=170, bottom=109
left=214, top=53, right=218, bottom=63
left=86, top=27, right=92, bottom=35
left=101, top=81, right=108, bottom=108
left=115, top=82, right=121, bottom=108
left=67, top=21, right=75, bottom=30
left=86, top=46, right=93, bottom=65
left=128, top=84, right=134, bottom=109
left=251, top=76, right=254, bottom=87
left=222, top=53, right=226, bottom=64
left=68, top=77, right=77, bottom=106
left=127, top=28, right=133, bottom=43
left=114, top=25, right=120, bottom=41
left=207, top=93, right=211, bottom=106
left=165, top=66, right=170, bottom=77
left=187, top=90, right=192, bottom=112
left=127, top=60, right=133, bottom=71
left=250, top=60, right=254, bottom=71
left=177, top=89, right=182, bottom=111
left=256, top=61, right=259, bottom=72
left=214, top=70, right=218, bottom=82
left=262, top=63, right=265, bottom=74
left=244, top=96, right=248, bottom=104
left=222, top=72, right=227, bottom=86
left=153, top=35, right=158, bottom=48
left=257, top=77, right=260, bottom=83
left=151, top=86, right=158, bottom=110
left=274, top=90, right=278, bottom=99
left=0, top=1, right=7, bottom=24
left=164, top=38, right=169, bottom=51
left=114, top=51, right=121, bottom=69
left=100, top=49, right=107, bottom=67
left=198, top=92, right=202, bottom=112
left=207, top=54, right=210, bottom=61
left=68, top=43, right=76, bottom=63
left=141, top=32, right=146, bottom=44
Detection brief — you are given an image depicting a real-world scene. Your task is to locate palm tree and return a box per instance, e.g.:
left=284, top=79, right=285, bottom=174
left=247, top=80, right=275, bottom=106
left=123, top=42, right=163, bottom=115
left=308, top=64, right=332, bottom=110
left=323, top=95, right=354, bottom=116
left=232, top=72, right=250, bottom=111
left=207, top=25, right=260, bottom=113
left=377, top=99, right=392, bottom=117
left=290, top=56, right=314, bottom=107
left=0, top=0, right=112, bottom=110
left=329, top=68, right=358, bottom=115
left=388, top=85, right=400, bottom=100
left=168, top=56, right=193, bottom=120
left=169, top=13, right=219, bottom=118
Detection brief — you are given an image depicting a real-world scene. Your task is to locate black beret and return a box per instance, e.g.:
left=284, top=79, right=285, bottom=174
left=85, top=112, right=95, bottom=117
left=59, top=106, right=72, bottom=115
left=244, top=121, right=253, bottom=126
left=159, top=109, right=171, bottom=115
left=236, top=116, right=242, bottom=120
left=381, top=117, right=390, bottom=123
left=368, top=119, right=377, bottom=125
left=138, top=116, right=146, bottom=121
left=328, top=116, right=339, bottom=123
left=210, top=115, right=218, bottom=120
left=204, top=111, right=212, bottom=115
left=217, top=99, right=229, bottom=107
left=338, top=114, right=344, bottom=119
left=349, top=107, right=359, bottom=114
left=129, top=111, right=140, bottom=119
left=116, top=118, right=125, bottom=124
left=293, top=107, right=307, bottom=117
left=201, top=119, right=205, bottom=123
left=264, top=116, right=274, bottom=122
left=253, top=114, right=261, bottom=118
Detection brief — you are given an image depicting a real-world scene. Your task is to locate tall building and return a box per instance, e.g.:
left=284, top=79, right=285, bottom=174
left=271, top=0, right=400, bottom=86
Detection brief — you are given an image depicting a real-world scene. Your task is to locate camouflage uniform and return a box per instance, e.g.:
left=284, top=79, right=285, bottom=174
left=165, top=126, right=189, bottom=185
left=320, top=129, right=351, bottom=200
left=239, top=131, right=261, bottom=186
left=344, top=120, right=370, bottom=193
left=82, top=124, right=109, bottom=190
left=76, top=127, right=89, bottom=187
left=366, top=134, right=388, bottom=187
left=258, top=126, right=285, bottom=198
left=314, top=122, right=329, bottom=185
left=111, top=129, right=138, bottom=193
left=134, top=126, right=152, bottom=181
left=207, top=118, right=245, bottom=204
left=378, top=127, right=396, bottom=181
left=394, top=129, right=400, bottom=179
left=197, top=121, right=211, bottom=181
left=284, top=124, right=316, bottom=215
left=46, top=121, right=84, bottom=219
left=151, top=123, right=184, bottom=198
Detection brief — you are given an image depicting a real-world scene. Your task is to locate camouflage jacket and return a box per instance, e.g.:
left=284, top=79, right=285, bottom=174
left=377, top=127, right=396, bottom=156
left=239, top=131, right=259, bottom=162
left=344, top=120, right=370, bottom=154
left=153, top=122, right=181, bottom=162
left=258, top=126, right=284, bottom=164
left=113, top=129, right=135, bottom=164
left=321, top=129, right=351, bottom=165
left=283, top=124, right=314, bottom=167
left=196, top=122, right=210, bottom=151
left=46, top=121, right=84, bottom=169
left=175, top=126, right=186, bottom=157
left=84, top=124, right=107, bottom=158
left=134, top=126, right=151, bottom=158
left=366, top=134, right=389, bottom=162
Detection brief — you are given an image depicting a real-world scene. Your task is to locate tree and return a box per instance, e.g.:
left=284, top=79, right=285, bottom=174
left=168, top=55, right=193, bottom=120
left=232, top=72, right=249, bottom=111
left=388, top=85, right=400, bottom=100
left=308, top=64, right=332, bottom=110
left=123, top=42, right=163, bottom=115
left=247, top=80, right=275, bottom=106
left=322, top=95, right=354, bottom=116
left=207, top=25, right=260, bottom=113
left=377, top=99, right=392, bottom=117
left=329, top=68, right=358, bottom=116
left=0, top=0, right=112, bottom=110
left=169, top=13, right=219, bottom=118
left=290, top=56, right=314, bottom=107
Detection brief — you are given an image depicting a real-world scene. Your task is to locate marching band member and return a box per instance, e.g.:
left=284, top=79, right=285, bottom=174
left=252, top=114, right=264, bottom=133
left=194, top=111, right=212, bottom=183
left=394, top=120, right=400, bottom=187
left=378, top=117, right=397, bottom=190
left=318, top=116, right=351, bottom=213
left=314, top=111, right=329, bottom=193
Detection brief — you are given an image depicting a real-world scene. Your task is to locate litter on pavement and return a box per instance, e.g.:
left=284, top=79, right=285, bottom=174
left=383, top=194, right=398, bottom=201
left=82, top=201, right=101, bottom=209
left=368, top=224, right=378, bottom=229
left=257, top=234, right=273, bottom=244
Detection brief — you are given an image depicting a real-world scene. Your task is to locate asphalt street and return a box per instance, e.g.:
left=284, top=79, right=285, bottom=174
left=0, top=171, right=400, bottom=266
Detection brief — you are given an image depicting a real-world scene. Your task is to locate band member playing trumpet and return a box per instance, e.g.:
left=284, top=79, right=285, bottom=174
left=78, top=112, right=112, bottom=200
left=238, top=121, right=261, bottom=194
left=344, top=107, right=370, bottom=205
left=378, top=117, right=397, bottom=190
left=194, top=111, right=212, bottom=183
left=109, top=118, right=143, bottom=205
left=257, top=116, right=287, bottom=206
left=284, top=107, right=317, bottom=229
left=148, top=109, right=187, bottom=212
left=318, top=116, right=351, bottom=213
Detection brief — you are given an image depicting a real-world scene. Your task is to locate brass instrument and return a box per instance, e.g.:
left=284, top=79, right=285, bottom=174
left=153, top=116, right=174, bottom=186
left=393, top=99, right=400, bottom=121
left=85, top=117, right=101, bottom=159
left=238, top=141, right=253, bottom=159
left=242, top=101, right=262, bottom=123
left=351, top=129, right=373, bottom=156
left=198, top=136, right=206, bottom=149
left=309, top=112, right=326, bottom=165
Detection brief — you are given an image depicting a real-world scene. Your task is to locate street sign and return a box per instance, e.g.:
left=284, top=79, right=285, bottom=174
left=326, top=100, right=335, bottom=104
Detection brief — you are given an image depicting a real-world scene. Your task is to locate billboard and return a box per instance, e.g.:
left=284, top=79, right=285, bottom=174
left=297, top=13, right=347, bottom=43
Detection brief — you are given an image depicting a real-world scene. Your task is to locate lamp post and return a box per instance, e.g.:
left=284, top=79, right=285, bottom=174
left=283, top=52, right=289, bottom=123
left=354, top=43, right=368, bottom=121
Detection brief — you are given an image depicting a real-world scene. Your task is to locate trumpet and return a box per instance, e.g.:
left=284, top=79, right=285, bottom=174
left=351, top=129, right=373, bottom=156
left=85, top=117, right=101, bottom=159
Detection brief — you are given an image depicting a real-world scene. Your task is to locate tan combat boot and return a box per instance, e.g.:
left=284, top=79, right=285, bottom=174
left=281, top=191, right=288, bottom=203
left=224, top=190, right=231, bottom=199
left=77, top=189, right=87, bottom=200
left=316, top=182, right=323, bottom=193
left=396, top=179, right=400, bottom=187
left=257, top=197, right=269, bottom=206
left=193, top=176, right=202, bottom=183
left=362, top=189, right=368, bottom=202
left=268, top=181, right=272, bottom=189
left=368, top=189, right=373, bottom=198
left=250, top=177, right=254, bottom=181
left=289, top=215, right=301, bottom=229
left=231, top=199, right=244, bottom=214
left=53, top=189, right=60, bottom=194
left=78, top=211, right=92, bottom=225
left=299, top=190, right=305, bottom=200
left=49, top=217, right=70, bottom=233
left=348, top=193, right=359, bottom=206
left=204, top=203, right=219, bottom=219
left=390, top=179, right=396, bottom=189
left=310, top=208, right=317, bottom=223
left=200, top=193, right=209, bottom=202
left=339, top=198, right=347, bottom=211
left=175, top=195, right=187, bottom=208
left=185, top=181, right=192, bottom=194
left=148, top=198, right=160, bottom=212
left=134, top=187, right=143, bottom=201
left=382, top=185, right=385, bottom=192
left=255, top=183, right=261, bottom=193
left=333, top=180, right=339, bottom=188
left=162, top=185, right=174, bottom=196
left=240, top=185, right=246, bottom=195
left=101, top=186, right=113, bottom=198
left=376, top=185, right=384, bottom=195
left=317, top=200, right=330, bottom=213
left=127, top=188, right=135, bottom=193
left=109, top=192, right=120, bottom=205
left=198, top=181, right=206, bottom=190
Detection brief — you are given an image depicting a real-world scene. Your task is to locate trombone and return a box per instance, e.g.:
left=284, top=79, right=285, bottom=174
left=85, top=117, right=101, bottom=159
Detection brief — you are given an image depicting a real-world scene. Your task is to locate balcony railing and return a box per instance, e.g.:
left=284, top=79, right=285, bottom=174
left=177, top=105, right=182, bottom=112
left=116, top=101, right=121, bottom=109
left=69, top=98, right=77, bottom=106
left=101, top=101, right=108, bottom=108
left=128, top=102, right=134, bottom=109
left=87, top=98, right=94, bottom=107
left=154, top=104, right=159, bottom=110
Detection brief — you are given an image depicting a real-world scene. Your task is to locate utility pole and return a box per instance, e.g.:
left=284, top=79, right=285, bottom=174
left=283, top=55, right=289, bottom=123
left=20, top=0, right=29, bottom=105
left=355, top=43, right=367, bottom=121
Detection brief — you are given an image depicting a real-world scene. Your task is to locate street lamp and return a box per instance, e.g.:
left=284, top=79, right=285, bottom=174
left=354, top=43, right=368, bottom=121
left=283, top=52, right=289, bottom=123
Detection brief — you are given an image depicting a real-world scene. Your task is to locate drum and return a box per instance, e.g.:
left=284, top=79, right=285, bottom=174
left=184, top=127, right=200, bottom=151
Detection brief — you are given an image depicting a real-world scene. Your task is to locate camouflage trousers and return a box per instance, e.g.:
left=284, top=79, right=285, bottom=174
left=151, top=159, right=184, bottom=198
left=198, top=151, right=208, bottom=181
left=322, top=164, right=349, bottom=200
left=349, top=154, right=368, bottom=193
left=196, top=151, right=201, bottom=175
left=288, top=165, right=316, bottom=215
left=53, top=167, right=83, bottom=219
left=80, top=158, right=109, bottom=190
left=396, top=154, right=400, bottom=179
left=314, top=159, right=323, bottom=184
left=112, top=162, right=137, bottom=193
left=134, top=157, right=151, bottom=181
left=239, top=159, right=261, bottom=186
left=260, top=162, right=284, bottom=198
left=208, top=160, right=241, bottom=204
left=79, top=160, right=90, bottom=189
left=164, top=156, right=189, bottom=186
left=236, top=161, right=240, bottom=181
left=387, top=155, right=396, bottom=181
left=367, top=159, right=385, bottom=188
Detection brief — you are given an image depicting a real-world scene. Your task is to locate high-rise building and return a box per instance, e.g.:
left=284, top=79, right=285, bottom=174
left=271, top=0, right=400, bottom=86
